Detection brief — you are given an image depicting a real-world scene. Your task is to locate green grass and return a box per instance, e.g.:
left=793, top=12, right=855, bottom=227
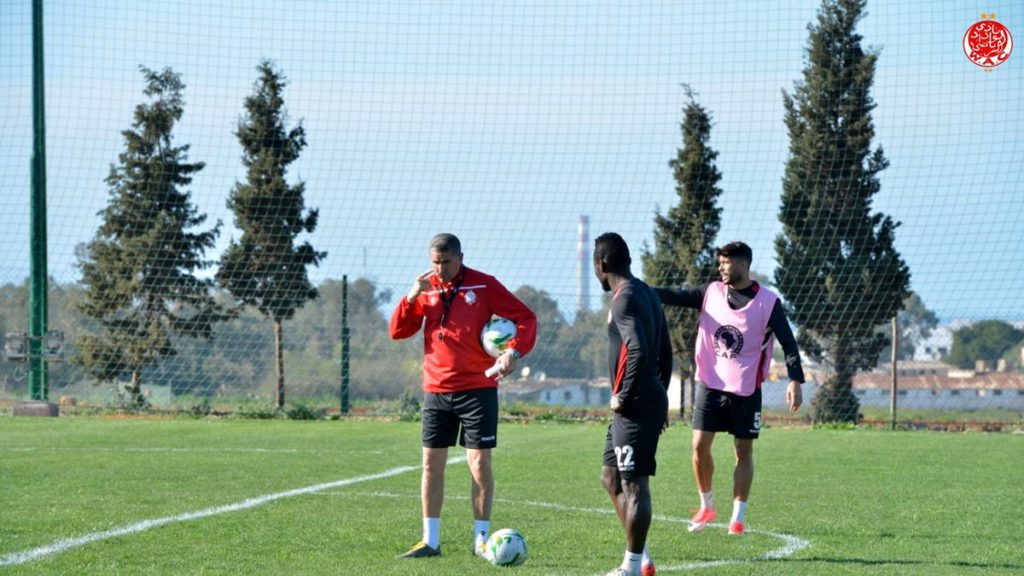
left=857, top=406, right=1024, bottom=425
left=1, top=417, right=1022, bottom=575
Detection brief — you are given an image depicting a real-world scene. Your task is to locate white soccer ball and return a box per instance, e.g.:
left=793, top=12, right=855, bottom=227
left=485, top=528, right=528, bottom=567
left=480, top=317, right=516, bottom=358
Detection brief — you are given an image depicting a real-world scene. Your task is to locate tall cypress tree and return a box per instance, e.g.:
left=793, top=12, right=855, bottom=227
left=776, top=0, right=910, bottom=422
left=642, top=86, right=722, bottom=415
left=76, top=67, right=223, bottom=405
left=217, top=60, right=325, bottom=409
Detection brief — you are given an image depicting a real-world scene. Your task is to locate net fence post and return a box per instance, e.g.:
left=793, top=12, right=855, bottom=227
left=29, top=0, right=49, bottom=402
left=890, top=315, right=899, bottom=429
left=340, top=275, right=350, bottom=415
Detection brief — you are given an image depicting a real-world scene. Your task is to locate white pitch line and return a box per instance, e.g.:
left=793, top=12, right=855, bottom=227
left=0, top=456, right=466, bottom=568
left=332, top=490, right=810, bottom=574
left=4, top=447, right=312, bottom=454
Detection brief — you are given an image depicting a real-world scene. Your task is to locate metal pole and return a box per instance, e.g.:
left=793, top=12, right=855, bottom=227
left=340, top=275, right=350, bottom=415
left=890, top=315, right=898, bottom=429
left=29, top=0, right=49, bottom=401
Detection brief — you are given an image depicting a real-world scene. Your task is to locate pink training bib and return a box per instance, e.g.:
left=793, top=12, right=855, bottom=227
left=694, top=282, right=777, bottom=397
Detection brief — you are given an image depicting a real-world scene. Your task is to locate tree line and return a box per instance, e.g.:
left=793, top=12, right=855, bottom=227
left=4, top=275, right=1018, bottom=408
left=0, top=277, right=615, bottom=402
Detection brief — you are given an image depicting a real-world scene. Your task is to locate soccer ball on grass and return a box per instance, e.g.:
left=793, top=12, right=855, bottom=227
left=485, top=528, right=528, bottom=566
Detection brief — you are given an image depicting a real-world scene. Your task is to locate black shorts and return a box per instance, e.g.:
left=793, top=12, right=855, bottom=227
left=421, top=387, right=499, bottom=449
left=692, top=382, right=762, bottom=439
left=602, top=412, right=663, bottom=479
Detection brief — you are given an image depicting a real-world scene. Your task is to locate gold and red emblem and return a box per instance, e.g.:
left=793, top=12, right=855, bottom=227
left=963, top=13, right=1013, bottom=68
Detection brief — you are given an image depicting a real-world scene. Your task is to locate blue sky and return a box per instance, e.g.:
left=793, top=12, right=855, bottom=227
left=1, top=0, right=1021, bottom=322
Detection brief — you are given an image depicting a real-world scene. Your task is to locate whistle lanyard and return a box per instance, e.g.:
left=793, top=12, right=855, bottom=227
left=437, top=273, right=464, bottom=340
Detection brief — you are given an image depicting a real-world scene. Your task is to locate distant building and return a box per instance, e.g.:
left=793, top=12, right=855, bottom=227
left=670, top=369, right=821, bottom=411
left=500, top=358, right=1024, bottom=412
left=914, top=322, right=961, bottom=361
left=499, top=377, right=610, bottom=407
left=849, top=360, right=1024, bottom=410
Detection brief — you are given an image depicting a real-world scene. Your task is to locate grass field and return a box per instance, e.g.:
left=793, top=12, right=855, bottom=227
left=1, top=417, right=1022, bottom=575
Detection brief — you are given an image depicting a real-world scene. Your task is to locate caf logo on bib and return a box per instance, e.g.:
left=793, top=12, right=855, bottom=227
left=713, top=325, right=744, bottom=359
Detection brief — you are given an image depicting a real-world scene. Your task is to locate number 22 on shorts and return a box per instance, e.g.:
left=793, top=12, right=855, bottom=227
left=614, top=445, right=634, bottom=471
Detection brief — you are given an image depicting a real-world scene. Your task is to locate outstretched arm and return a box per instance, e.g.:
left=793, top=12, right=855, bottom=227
left=653, top=285, right=705, bottom=309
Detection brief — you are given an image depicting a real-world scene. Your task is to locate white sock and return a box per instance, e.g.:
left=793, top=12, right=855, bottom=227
left=642, top=546, right=652, bottom=565
left=474, top=519, right=490, bottom=543
left=423, top=517, right=440, bottom=549
left=731, top=500, right=747, bottom=523
left=700, top=490, right=714, bottom=510
left=622, top=550, right=642, bottom=574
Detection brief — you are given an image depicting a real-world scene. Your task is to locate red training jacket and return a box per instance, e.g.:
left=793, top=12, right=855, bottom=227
left=389, top=266, right=537, bottom=393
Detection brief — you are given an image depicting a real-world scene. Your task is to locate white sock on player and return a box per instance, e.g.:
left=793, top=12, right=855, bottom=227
left=622, top=550, right=642, bottom=574
left=474, top=519, right=490, bottom=543
left=423, top=517, right=440, bottom=549
left=700, top=490, right=714, bottom=510
left=731, top=500, right=747, bottom=523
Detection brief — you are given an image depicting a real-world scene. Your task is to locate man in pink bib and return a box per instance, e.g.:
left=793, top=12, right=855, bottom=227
left=655, top=241, right=804, bottom=536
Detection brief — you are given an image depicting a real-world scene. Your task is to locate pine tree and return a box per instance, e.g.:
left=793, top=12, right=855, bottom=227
left=776, top=0, right=910, bottom=423
left=642, top=86, right=722, bottom=415
left=216, top=60, right=325, bottom=409
left=75, top=67, right=223, bottom=405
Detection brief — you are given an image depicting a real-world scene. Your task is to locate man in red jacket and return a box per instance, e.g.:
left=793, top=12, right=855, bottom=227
left=390, top=233, right=536, bottom=559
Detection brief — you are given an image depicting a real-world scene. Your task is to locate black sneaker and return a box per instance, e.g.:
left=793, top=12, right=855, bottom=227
left=397, top=541, right=441, bottom=559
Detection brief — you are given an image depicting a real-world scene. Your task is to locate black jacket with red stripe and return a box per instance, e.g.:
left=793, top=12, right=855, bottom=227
left=607, top=277, right=672, bottom=414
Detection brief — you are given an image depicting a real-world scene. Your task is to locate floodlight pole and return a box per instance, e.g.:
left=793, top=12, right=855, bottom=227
left=29, top=0, right=49, bottom=401
left=340, top=275, right=350, bottom=415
